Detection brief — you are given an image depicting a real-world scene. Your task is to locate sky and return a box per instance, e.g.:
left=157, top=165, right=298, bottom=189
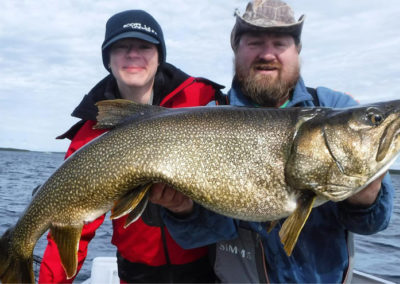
left=0, top=0, right=399, bottom=152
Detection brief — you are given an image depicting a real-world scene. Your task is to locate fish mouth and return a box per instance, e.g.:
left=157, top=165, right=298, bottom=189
left=377, top=117, right=400, bottom=162
left=317, top=183, right=361, bottom=202
left=316, top=185, right=350, bottom=201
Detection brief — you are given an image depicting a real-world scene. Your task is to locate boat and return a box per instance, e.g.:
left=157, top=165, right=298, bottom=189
left=81, top=257, right=119, bottom=284
left=81, top=257, right=396, bottom=284
left=351, top=270, right=396, bottom=284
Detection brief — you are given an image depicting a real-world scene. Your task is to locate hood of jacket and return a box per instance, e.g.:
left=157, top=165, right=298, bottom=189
left=58, top=63, right=223, bottom=140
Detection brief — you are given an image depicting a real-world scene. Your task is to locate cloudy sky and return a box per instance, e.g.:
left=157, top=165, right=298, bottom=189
left=1, top=0, right=399, bottom=152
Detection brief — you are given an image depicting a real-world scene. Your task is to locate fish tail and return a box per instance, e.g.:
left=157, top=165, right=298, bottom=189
left=0, top=228, right=35, bottom=283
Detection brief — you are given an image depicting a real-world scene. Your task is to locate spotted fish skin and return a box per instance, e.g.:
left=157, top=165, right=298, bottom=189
left=2, top=99, right=400, bottom=282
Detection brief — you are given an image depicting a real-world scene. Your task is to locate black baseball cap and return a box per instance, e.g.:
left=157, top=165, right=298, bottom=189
left=101, top=10, right=166, bottom=71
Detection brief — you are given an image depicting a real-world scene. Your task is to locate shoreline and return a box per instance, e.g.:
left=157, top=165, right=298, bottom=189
left=389, top=169, right=400, bottom=175
left=0, top=147, right=65, bottom=154
left=1, top=147, right=400, bottom=175
left=0, top=147, right=30, bottom=152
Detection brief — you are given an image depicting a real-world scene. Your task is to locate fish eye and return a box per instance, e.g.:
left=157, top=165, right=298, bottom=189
left=367, top=112, right=383, bottom=126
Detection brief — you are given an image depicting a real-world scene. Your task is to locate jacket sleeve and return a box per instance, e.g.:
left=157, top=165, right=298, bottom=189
left=317, top=88, right=395, bottom=234
left=39, top=120, right=107, bottom=283
left=337, top=174, right=394, bottom=234
left=161, top=203, right=238, bottom=249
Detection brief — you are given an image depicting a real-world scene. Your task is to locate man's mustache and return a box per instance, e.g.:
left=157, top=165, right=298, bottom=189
left=251, top=60, right=282, bottom=71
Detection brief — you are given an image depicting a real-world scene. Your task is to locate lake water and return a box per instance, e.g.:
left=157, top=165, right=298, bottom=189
left=0, top=150, right=399, bottom=283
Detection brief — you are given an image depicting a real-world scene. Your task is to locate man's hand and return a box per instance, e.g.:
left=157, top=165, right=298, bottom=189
left=345, top=172, right=386, bottom=207
left=149, top=183, right=194, bottom=216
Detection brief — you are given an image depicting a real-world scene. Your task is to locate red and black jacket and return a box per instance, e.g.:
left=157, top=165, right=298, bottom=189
left=39, top=63, right=224, bottom=283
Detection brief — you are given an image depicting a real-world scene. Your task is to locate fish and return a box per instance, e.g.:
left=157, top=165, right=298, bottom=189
left=1, top=99, right=400, bottom=283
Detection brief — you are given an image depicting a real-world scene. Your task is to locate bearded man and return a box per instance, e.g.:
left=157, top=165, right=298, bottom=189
left=234, top=32, right=301, bottom=108
left=150, top=0, right=394, bottom=283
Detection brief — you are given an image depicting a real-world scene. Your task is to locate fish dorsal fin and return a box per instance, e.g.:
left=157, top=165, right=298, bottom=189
left=94, top=99, right=166, bottom=129
left=110, top=183, right=152, bottom=220
left=279, top=192, right=316, bottom=256
left=49, top=224, right=83, bottom=279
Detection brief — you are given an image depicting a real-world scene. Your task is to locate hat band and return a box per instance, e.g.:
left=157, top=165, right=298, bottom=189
left=102, top=31, right=160, bottom=50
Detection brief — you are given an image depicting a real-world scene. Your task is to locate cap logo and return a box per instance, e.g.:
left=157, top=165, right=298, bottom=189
left=123, top=22, right=158, bottom=35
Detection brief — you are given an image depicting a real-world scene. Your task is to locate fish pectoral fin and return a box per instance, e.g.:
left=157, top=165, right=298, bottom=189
left=124, top=191, right=149, bottom=228
left=110, top=183, right=152, bottom=220
left=279, top=192, right=316, bottom=256
left=94, top=99, right=165, bottom=129
left=50, top=224, right=83, bottom=279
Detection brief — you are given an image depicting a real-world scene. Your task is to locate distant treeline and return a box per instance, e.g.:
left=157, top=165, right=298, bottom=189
left=0, top=147, right=65, bottom=154
left=0, top=147, right=30, bottom=152
left=390, top=169, right=400, bottom=175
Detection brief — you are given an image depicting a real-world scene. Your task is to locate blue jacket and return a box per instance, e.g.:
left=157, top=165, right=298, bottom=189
left=162, top=77, right=395, bottom=283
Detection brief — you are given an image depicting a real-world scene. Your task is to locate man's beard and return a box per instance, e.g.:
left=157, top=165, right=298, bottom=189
left=235, top=59, right=300, bottom=107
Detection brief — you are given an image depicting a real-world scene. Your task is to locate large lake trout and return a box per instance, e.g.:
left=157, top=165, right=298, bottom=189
left=1, top=99, right=400, bottom=282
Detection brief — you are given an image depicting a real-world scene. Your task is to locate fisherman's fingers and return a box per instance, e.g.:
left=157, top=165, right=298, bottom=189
left=149, top=183, right=194, bottom=216
left=149, top=183, right=166, bottom=201
left=165, top=196, right=194, bottom=216
left=345, top=172, right=386, bottom=207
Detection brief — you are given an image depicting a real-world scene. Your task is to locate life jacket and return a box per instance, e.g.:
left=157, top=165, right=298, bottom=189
left=39, top=63, right=224, bottom=283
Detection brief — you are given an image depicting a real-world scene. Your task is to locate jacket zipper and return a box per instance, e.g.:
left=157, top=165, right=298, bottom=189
left=256, top=233, right=270, bottom=283
left=160, top=225, right=173, bottom=283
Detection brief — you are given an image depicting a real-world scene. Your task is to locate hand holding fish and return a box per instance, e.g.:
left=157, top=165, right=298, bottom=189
left=345, top=173, right=386, bottom=207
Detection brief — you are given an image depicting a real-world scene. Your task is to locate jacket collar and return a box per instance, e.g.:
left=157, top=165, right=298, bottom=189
left=58, top=63, right=218, bottom=140
left=71, top=75, right=119, bottom=121
left=70, top=62, right=194, bottom=121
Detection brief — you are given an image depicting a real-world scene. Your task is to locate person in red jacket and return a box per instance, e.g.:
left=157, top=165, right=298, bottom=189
left=38, top=10, right=223, bottom=283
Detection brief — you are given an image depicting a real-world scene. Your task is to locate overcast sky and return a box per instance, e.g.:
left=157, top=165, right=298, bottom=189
left=1, top=0, right=399, bottom=152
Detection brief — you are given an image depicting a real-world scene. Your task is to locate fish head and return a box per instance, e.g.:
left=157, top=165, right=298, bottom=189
left=286, top=100, right=400, bottom=201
